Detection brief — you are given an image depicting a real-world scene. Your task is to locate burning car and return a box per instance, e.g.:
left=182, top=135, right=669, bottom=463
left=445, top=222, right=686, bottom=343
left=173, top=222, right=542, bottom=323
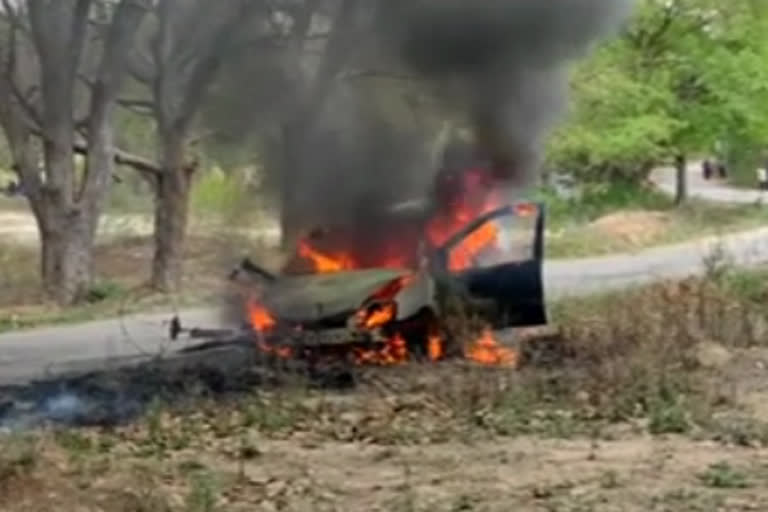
left=173, top=144, right=548, bottom=367
left=175, top=196, right=546, bottom=368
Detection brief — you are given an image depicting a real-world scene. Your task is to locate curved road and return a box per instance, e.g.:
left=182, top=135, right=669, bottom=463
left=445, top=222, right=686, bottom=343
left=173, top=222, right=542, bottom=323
left=649, top=163, right=768, bottom=204
left=2, top=164, right=768, bottom=384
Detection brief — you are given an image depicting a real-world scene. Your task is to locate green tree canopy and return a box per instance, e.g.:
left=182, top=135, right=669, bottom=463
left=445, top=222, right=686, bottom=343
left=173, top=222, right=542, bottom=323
left=548, top=0, right=768, bottom=183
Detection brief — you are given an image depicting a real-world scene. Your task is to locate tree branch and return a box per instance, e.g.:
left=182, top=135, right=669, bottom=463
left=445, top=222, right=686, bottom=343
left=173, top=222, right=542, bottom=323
left=73, top=140, right=160, bottom=176
left=0, top=0, right=30, bottom=37
left=117, top=97, right=155, bottom=114
left=79, top=0, right=152, bottom=201
left=68, top=0, right=93, bottom=78
left=127, top=48, right=155, bottom=84
left=173, top=1, right=261, bottom=135
left=152, top=0, right=176, bottom=130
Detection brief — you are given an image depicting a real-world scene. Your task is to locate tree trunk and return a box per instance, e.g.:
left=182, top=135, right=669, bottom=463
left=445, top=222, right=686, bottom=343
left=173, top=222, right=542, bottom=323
left=36, top=206, right=95, bottom=304
left=151, top=135, right=193, bottom=292
left=674, top=153, right=687, bottom=205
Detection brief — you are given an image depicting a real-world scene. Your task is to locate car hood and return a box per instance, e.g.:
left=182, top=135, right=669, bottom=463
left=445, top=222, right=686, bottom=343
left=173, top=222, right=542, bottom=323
left=261, top=268, right=413, bottom=324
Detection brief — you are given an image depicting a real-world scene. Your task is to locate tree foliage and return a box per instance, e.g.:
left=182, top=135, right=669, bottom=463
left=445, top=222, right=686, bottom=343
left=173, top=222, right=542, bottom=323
left=548, top=0, right=768, bottom=183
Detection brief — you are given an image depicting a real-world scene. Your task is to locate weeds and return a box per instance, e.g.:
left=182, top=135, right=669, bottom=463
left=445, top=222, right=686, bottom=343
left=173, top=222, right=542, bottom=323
left=240, top=393, right=302, bottom=434
left=648, top=395, right=692, bottom=435
left=186, top=470, right=221, bottom=512
left=0, top=435, right=38, bottom=486
left=697, top=462, right=751, bottom=489
left=708, top=415, right=768, bottom=447
left=111, top=473, right=174, bottom=512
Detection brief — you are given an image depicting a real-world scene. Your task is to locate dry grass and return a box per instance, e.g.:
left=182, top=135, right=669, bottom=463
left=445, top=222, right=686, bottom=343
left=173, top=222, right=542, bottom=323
left=3, top=268, right=768, bottom=510
left=546, top=200, right=768, bottom=258
left=0, top=233, right=281, bottom=332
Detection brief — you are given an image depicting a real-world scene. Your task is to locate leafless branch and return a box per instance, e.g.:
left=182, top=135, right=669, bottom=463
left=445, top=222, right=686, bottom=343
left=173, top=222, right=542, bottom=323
left=152, top=0, right=175, bottom=129
left=0, top=0, right=30, bottom=36
left=80, top=0, right=153, bottom=201
left=340, top=69, right=417, bottom=82
left=117, top=97, right=155, bottom=112
left=9, top=82, right=41, bottom=127
left=69, top=0, right=94, bottom=77
left=127, top=48, right=155, bottom=83
left=73, top=140, right=161, bottom=176
left=173, top=1, right=262, bottom=134
left=188, top=129, right=217, bottom=146
left=0, top=9, right=42, bottom=129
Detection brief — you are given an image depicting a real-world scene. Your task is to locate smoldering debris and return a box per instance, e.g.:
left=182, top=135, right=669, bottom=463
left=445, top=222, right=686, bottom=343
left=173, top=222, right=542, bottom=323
left=0, top=344, right=355, bottom=430
left=375, top=0, right=636, bottom=186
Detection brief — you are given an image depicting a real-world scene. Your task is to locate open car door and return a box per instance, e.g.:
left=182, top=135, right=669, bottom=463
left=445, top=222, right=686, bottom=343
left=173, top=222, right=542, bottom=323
left=431, top=202, right=547, bottom=328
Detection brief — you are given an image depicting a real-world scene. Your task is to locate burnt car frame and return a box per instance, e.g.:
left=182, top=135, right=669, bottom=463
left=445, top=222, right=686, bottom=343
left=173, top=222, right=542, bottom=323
left=173, top=201, right=547, bottom=358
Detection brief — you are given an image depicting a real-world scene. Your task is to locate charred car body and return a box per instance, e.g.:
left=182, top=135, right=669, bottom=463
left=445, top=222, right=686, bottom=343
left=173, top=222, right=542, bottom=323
left=174, top=146, right=548, bottom=363
left=176, top=201, right=546, bottom=363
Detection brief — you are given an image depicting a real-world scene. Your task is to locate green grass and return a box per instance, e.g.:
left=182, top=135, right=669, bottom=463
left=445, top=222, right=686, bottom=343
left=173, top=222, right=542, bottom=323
left=534, top=181, right=672, bottom=226
left=697, top=462, right=752, bottom=489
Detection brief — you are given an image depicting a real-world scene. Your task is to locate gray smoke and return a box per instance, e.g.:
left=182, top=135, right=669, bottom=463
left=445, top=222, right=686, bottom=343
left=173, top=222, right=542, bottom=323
left=375, top=0, right=635, bottom=187
left=275, top=86, right=436, bottom=234
left=203, top=0, right=634, bottom=243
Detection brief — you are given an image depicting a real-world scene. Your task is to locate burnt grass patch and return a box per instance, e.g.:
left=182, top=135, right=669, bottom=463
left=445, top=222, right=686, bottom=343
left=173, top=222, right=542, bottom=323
left=0, top=341, right=360, bottom=430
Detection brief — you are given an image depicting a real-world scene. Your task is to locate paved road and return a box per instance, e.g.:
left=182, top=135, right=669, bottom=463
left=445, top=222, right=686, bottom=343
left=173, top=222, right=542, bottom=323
left=650, top=163, right=768, bottom=204
left=3, top=163, right=768, bottom=384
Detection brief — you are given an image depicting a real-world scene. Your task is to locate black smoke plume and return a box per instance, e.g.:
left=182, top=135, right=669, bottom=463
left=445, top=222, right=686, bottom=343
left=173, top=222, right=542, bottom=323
left=375, top=0, right=635, bottom=187
left=204, top=0, right=634, bottom=245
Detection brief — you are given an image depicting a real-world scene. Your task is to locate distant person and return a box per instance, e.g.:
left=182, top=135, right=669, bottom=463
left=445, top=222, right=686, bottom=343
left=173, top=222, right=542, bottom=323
left=757, top=167, right=768, bottom=191
left=702, top=159, right=713, bottom=180
left=717, top=160, right=727, bottom=179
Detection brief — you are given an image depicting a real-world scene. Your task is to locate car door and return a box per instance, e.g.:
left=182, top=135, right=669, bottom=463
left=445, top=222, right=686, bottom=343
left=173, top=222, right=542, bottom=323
left=431, top=202, right=547, bottom=328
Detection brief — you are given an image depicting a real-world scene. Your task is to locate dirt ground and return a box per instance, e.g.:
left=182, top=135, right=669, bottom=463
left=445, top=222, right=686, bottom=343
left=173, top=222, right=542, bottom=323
left=2, top=421, right=768, bottom=511
left=3, top=343, right=768, bottom=512
left=590, top=210, right=671, bottom=245
left=9, top=435, right=764, bottom=512
left=213, top=436, right=768, bottom=511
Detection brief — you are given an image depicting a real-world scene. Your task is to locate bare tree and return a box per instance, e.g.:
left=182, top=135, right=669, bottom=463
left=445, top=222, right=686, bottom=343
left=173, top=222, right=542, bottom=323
left=119, top=0, right=377, bottom=289
left=0, top=0, right=149, bottom=304
left=201, top=0, right=399, bottom=246
left=259, top=0, right=370, bottom=245
left=123, top=0, right=267, bottom=291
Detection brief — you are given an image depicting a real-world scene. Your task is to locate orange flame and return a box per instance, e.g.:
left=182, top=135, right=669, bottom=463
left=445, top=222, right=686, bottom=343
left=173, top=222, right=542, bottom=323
left=427, top=332, right=444, bottom=361
left=426, top=186, right=502, bottom=272
left=359, top=302, right=397, bottom=329
left=354, top=333, right=408, bottom=365
left=247, top=300, right=276, bottom=331
left=246, top=300, right=293, bottom=358
left=447, top=220, right=499, bottom=272
left=465, top=328, right=518, bottom=368
left=298, top=240, right=355, bottom=273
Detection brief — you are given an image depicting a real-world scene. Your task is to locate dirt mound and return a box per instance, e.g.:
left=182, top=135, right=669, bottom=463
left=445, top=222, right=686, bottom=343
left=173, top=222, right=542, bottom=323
left=590, top=210, right=671, bottom=245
